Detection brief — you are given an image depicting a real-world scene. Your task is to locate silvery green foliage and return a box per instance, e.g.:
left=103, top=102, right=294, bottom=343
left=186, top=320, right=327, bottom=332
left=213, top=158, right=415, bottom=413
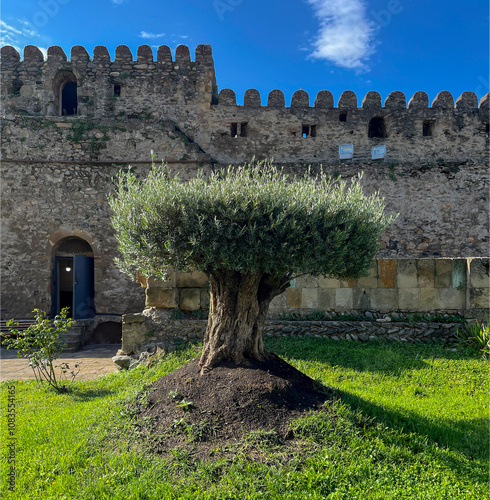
left=109, top=160, right=395, bottom=281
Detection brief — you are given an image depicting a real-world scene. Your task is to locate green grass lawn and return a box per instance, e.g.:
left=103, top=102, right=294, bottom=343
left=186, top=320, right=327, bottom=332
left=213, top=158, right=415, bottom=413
left=1, top=339, right=488, bottom=499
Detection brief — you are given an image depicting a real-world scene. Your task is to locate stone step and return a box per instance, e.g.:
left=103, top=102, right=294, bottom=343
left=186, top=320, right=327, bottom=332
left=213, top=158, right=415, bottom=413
left=61, top=326, right=84, bottom=352
left=62, top=341, right=81, bottom=353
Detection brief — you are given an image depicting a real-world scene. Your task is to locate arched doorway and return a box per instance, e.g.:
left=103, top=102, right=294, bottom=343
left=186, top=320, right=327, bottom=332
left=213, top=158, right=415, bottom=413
left=53, top=237, right=95, bottom=319
left=53, top=71, right=78, bottom=116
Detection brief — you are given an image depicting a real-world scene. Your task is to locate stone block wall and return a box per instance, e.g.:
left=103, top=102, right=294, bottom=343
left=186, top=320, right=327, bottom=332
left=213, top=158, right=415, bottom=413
left=141, top=258, right=489, bottom=318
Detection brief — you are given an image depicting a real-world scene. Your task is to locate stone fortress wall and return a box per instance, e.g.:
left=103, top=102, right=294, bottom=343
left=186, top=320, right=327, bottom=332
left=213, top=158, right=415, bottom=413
left=1, top=44, right=488, bottom=320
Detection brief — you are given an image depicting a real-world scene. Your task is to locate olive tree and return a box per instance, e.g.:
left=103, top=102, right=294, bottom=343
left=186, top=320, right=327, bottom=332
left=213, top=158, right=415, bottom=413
left=109, top=160, right=394, bottom=373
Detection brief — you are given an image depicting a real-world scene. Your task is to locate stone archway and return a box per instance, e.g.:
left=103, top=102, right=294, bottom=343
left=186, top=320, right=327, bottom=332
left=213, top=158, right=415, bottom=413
left=52, top=237, right=95, bottom=319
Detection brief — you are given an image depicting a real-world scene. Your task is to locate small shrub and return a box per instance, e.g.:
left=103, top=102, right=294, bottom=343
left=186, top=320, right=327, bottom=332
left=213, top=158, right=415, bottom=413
left=304, top=309, right=326, bottom=321
left=456, top=316, right=490, bottom=357
left=2, top=308, right=78, bottom=392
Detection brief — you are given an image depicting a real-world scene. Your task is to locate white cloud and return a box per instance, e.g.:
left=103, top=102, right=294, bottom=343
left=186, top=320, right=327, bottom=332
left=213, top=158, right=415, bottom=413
left=111, top=0, right=125, bottom=4
left=0, top=19, right=48, bottom=60
left=0, top=19, right=40, bottom=47
left=307, top=0, right=375, bottom=71
left=140, top=31, right=166, bottom=39
left=1, top=20, right=23, bottom=35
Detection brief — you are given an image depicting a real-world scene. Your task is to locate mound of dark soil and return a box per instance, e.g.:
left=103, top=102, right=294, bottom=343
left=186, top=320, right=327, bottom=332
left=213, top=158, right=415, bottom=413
left=136, top=354, right=332, bottom=457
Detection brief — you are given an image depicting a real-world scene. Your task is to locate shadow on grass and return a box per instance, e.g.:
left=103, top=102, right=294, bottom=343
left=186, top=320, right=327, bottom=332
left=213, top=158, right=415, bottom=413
left=266, top=336, right=480, bottom=375
left=266, top=337, right=488, bottom=461
left=330, top=386, right=489, bottom=462
left=65, top=388, right=115, bottom=401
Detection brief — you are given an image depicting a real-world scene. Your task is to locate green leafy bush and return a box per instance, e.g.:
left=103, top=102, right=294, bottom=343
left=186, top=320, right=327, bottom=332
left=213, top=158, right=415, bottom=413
left=456, top=316, right=490, bottom=357
left=2, top=308, right=79, bottom=391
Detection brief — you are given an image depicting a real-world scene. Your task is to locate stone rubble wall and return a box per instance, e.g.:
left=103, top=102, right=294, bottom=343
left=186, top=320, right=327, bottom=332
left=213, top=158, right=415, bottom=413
left=120, top=309, right=462, bottom=360
left=1, top=43, right=488, bottom=320
left=200, top=90, right=489, bottom=164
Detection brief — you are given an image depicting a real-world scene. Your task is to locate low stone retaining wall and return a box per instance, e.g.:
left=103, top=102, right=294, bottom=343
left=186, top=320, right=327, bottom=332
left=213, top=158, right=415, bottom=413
left=119, top=308, right=463, bottom=362
left=263, top=320, right=459, bottom=343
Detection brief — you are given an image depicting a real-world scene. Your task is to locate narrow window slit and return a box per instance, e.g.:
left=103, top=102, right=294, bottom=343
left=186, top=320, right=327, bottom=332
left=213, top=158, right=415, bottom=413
left=240, top=122, right=248, bottom=137
left=423, top=120, right=434, bottom=137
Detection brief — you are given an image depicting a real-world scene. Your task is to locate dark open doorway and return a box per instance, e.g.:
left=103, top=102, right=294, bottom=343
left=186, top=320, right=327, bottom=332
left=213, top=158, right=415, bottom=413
left=53, top=238, right=95, bottom=319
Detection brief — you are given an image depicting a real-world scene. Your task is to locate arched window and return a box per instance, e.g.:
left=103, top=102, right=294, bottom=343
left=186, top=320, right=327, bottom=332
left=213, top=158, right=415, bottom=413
left=53, top=71, right=78, bottom=116
left=61, top=81, right=78, bottom=115
left=368, top=117, right=387, bottom=139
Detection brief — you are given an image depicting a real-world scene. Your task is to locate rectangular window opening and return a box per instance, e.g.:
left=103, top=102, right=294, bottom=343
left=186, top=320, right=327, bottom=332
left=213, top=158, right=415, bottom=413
left=302, top=124, right=309, bottom=138
left=230, top=122, right=238, bottom=138
left=114, top=84, right=121, bottom=97
left=339, top=113, right=347, bottom=122
left=310, top=124, right=317, bottom=137
left=240, top=122, right=248, bottom=137
left=423, top=120, right=434, bottom=137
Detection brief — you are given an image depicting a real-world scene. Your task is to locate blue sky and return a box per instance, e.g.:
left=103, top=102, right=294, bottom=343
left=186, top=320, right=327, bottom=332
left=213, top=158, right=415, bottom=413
left=1, top=0, right=488, bottom=105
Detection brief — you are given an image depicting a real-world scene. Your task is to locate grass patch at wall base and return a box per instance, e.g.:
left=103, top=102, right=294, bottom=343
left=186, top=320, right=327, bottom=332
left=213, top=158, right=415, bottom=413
left=1, top=340, right=488, bottom=499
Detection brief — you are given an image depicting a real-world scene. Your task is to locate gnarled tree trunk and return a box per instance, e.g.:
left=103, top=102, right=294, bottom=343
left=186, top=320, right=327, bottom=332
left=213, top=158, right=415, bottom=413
left=199, top=270, right=290, bottom=374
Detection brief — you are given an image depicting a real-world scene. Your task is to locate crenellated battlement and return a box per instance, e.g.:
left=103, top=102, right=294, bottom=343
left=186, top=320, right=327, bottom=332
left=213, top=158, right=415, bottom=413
left=0, top=43, right=488, bottom=165
left=0, top=43, right=214, bottom=65
left=0, top=44, right=216, bottom=118
left=217, top=87, right=487, bottom=110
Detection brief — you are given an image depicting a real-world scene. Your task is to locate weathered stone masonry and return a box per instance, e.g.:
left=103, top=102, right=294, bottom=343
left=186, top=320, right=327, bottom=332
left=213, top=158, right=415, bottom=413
left=1, top=43, right=489, bottom=322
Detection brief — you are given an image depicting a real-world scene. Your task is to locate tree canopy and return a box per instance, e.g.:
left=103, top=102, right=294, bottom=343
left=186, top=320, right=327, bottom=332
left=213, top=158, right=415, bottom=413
left=109, top=159, right=395, bottom=371
left=109, top=160, right=394, bottom=283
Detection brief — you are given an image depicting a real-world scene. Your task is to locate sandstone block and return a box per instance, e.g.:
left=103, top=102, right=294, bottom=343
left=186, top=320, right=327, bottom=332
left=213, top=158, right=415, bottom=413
left=340, top=279, right=358, bottom=288
left=470, top=288, right=490, bottom=309
left=318, top=289, right=336, bottom=310
left=437, top=288, right=465, bottom=310
left=176, top=270, right=208, bottom=288
left=180, top=288, right=201, bottom=311
left=200, top=289, right=210, bottom=310
left=295, top=274, right=319, bottom=288
left=378, top=259, right=396, bottom=288
left=435, top=260, right=452, bottom=288
left=354, top=289, right=371, bottom=310
left=335, top=288, right=353, bottom=311
left=318, top=276, right=340, bottom=288
left=358, top=264, right=378, bottom=288
left=397, top=259, right=417, bottom=288
left=419, top=288, right=438, bottom=311
left=417, top=260, right=434, bottom=288
left=287, top=288, right=302, bottom=308
left=145, top=288, right=178, bottom=308
left=371, top=289, right=398, bottom=311
left=121, top=320, right=146, bottom=354
left=269, top=292, right=287, bottom=312
left=147, top=272, right=176, bottom=289
left=452, top=260, right=467, bottom=289
left=470, top=259, right=490, bottom=288
left=398, top=288, right=419, bottom=311
left=302, top=288, right=319, bottom=309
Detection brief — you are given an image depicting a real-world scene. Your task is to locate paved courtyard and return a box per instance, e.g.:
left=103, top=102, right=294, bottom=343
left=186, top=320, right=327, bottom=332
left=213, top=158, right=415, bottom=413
left=0, top=345, right=120, bottom=382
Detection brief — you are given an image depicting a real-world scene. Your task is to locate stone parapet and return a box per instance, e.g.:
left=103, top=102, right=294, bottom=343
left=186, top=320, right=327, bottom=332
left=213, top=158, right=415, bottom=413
left=120, top=313, right=463, bottom=360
